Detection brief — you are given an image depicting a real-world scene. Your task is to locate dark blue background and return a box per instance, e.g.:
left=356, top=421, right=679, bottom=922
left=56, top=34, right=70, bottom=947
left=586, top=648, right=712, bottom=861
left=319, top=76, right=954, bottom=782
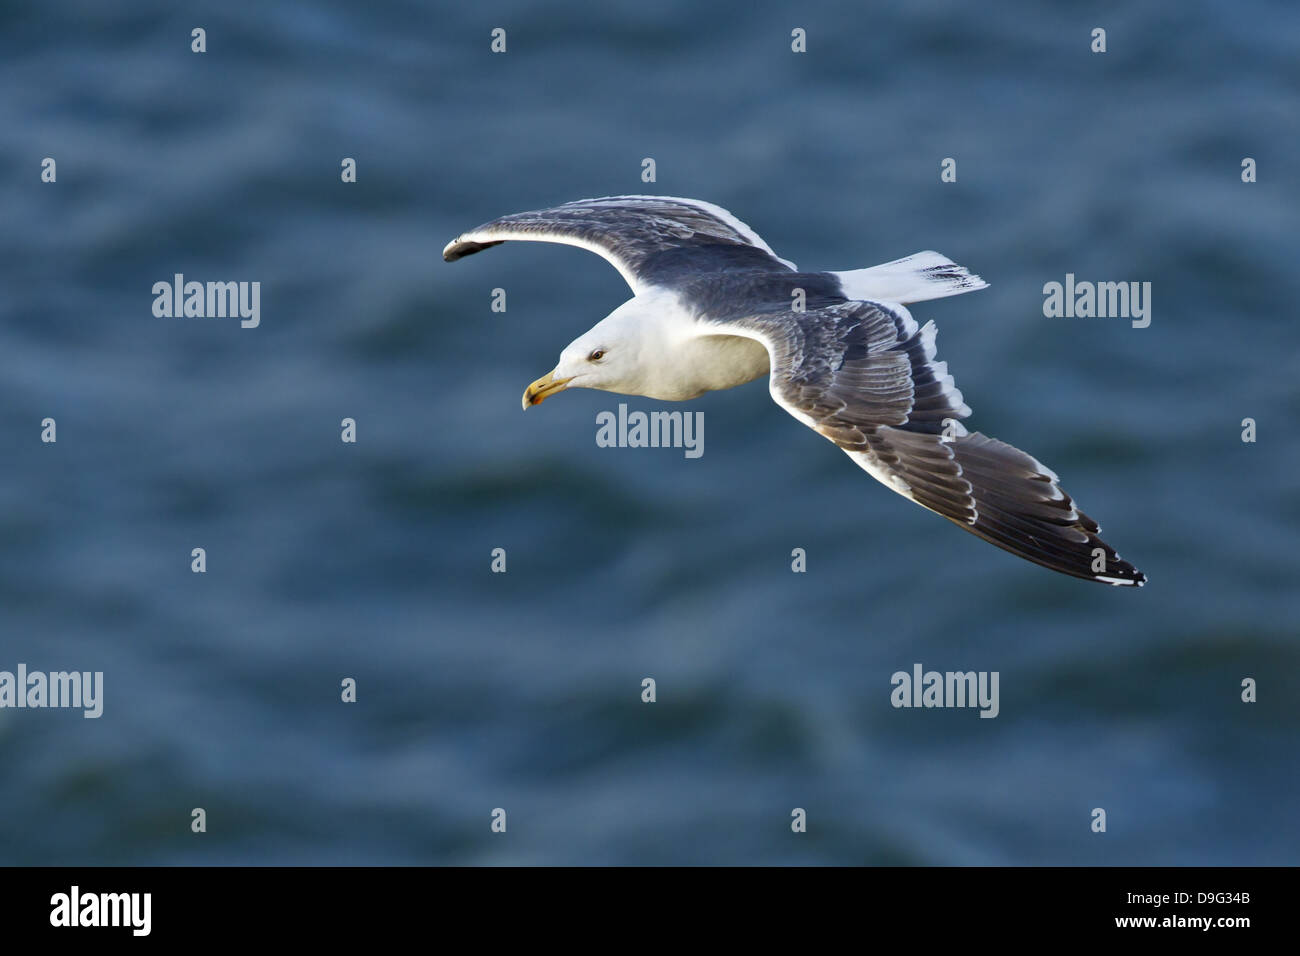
left=1, top=1, right=1296, bottom=864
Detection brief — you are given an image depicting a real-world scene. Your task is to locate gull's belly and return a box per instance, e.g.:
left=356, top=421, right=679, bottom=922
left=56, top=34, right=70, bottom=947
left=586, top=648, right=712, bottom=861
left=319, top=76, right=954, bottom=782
left=650, top=334, right=771, bottom=400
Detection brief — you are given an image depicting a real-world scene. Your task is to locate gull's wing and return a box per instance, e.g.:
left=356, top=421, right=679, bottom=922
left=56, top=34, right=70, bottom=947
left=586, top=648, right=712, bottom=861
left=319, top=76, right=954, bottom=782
left=711, top=301, right=1146, bottom=586
left=442, top=195, right=797, bottom=294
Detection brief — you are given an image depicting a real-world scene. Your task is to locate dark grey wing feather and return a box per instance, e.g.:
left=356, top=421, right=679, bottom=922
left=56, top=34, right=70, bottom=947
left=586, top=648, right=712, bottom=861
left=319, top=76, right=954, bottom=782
left=722, top=302, right=1146, bottom=586
left=442, top=195, right=795, bottom=293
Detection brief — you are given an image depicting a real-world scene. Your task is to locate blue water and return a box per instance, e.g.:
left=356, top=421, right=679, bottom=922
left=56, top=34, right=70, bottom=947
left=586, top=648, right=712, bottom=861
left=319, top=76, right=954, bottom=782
left=0, top=0, right=1296, bottom=864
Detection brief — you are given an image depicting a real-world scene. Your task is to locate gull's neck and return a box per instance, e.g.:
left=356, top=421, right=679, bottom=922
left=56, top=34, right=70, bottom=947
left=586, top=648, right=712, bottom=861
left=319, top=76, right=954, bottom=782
left=615, top=288, right=769, bottom=401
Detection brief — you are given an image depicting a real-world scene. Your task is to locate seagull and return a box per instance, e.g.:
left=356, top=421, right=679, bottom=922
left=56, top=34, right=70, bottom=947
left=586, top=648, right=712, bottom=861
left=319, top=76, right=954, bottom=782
left=444, top=195, right=1145, bottom=586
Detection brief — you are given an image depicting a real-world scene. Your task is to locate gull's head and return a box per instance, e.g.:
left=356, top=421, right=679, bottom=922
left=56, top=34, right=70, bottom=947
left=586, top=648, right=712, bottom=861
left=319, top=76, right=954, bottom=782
left=522, top=299, right=652, bottom=409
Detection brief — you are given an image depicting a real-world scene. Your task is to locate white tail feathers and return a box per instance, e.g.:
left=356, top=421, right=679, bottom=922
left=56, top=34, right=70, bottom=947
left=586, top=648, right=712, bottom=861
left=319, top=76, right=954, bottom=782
left=832, top=251, right=988, bottom=305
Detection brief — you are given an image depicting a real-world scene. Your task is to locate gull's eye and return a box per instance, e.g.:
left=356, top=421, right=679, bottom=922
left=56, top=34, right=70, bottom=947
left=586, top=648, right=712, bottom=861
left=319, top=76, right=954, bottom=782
left=588, top=349, right=605, bottom=362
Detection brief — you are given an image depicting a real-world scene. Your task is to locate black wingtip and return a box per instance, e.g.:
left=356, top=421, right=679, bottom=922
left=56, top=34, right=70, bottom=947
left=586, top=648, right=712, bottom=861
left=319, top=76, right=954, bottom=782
left=442, top=239, right=504, bottom=263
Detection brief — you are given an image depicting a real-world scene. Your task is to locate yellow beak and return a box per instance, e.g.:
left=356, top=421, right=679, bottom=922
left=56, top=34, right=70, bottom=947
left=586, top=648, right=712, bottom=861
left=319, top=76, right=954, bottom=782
left=522, top=371, right=573, bottom=409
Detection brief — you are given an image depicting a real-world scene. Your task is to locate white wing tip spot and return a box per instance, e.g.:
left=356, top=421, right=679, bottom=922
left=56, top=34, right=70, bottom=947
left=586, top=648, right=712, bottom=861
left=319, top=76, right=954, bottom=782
left=1097, top=574, right=1138, bottom=587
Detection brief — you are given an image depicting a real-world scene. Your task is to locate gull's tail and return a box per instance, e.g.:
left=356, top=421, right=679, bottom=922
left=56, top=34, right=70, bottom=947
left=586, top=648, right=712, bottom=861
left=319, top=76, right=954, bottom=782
left=832, top=251, right=988, bottom=305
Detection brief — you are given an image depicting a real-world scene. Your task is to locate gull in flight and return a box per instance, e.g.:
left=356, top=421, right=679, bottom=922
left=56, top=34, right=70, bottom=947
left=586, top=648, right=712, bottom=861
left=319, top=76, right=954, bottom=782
left=444, top=195, right=1145, bottom=586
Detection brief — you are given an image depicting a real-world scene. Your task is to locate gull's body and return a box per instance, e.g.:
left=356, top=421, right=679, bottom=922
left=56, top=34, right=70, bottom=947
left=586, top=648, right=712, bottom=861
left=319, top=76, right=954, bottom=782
left=444, top=195, right=1145, bottom=586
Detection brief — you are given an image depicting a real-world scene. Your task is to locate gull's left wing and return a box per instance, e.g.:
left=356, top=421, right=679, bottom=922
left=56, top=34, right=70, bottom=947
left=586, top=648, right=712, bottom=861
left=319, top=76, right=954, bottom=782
left=710, top=300, right=1146, bottom=586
